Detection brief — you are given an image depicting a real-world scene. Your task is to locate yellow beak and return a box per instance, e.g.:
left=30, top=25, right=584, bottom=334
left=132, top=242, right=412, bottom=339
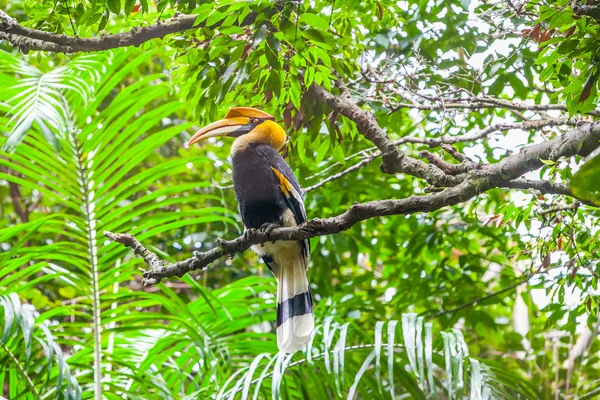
left=187, top=117, right=251, bottom=148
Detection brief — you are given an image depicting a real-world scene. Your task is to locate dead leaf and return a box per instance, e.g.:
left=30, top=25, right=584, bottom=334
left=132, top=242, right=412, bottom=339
left=564, top=26, right=576, bottom=37
left=541, top=253, right=551, bottom=269
left=283, top=102, right=294, bottom=129
left=579, top=74, right=596, bottom=103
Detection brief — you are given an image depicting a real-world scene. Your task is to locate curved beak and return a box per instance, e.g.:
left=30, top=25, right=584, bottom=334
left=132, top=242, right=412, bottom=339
left=187, top=117, right=252, bottom=148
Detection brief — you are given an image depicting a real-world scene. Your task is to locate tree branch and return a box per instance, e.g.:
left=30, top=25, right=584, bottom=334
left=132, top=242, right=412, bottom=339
left=108, top=182, right=479, bottom=285
left=572, top=1, right=600, bottom=19
left=501, top=178, right=583, bottom=198
left=0, top=10, right=256, bottom=53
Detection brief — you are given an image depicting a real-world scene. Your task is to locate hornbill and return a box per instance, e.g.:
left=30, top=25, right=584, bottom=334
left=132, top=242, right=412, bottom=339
left=187, top=107, right=313, bottom=353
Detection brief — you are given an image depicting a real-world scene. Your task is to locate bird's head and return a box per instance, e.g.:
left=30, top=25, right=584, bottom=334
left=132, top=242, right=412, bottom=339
left=187, top=107, right=286, bottom=152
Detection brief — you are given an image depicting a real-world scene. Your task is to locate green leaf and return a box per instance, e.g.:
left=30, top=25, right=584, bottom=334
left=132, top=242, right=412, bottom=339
left=265, top=42, right=280, bottom=69
left=106, top=0, right=121, bottom=14
left=315, top=139, right=330, bottom=163
left=253, top=25, right=268, bottom=48
left=206, top=10, right=224, bottom=26
left=487, top=76, right=506, bottom=96
left=539, top=158, right=557, bottom=166
left=557, top=40, right=579, bottom=55
left=222, top=60, right=238, bottom=83
left=194, top=4, right=214, bottom=25
left=571, top=154, right=600, bottom=204
left=302, top=29, right=333, bottom=49
left=99, top=13, right=108, bottom=30
left=508, top=75, right=527, bottom=97
left=124, top=0, right=135, bottom=15
left=300, top=13, right=330, bottom=30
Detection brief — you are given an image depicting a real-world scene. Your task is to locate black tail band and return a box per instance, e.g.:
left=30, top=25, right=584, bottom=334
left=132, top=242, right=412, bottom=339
left=276, top=290, right=313, bottom=328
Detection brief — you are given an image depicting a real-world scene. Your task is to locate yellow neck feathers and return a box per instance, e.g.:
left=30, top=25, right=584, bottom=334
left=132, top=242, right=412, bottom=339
left=232, top=120, right=286, bottom=154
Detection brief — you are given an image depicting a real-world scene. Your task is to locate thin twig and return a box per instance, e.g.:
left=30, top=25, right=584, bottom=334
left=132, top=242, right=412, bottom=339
left=303, top=155, right=378, bottom=192
left=539, top=203, right=581, bottom=216
left=388, top=97, right=600, bottom=117
left=427, top=275, right=535, bottom=318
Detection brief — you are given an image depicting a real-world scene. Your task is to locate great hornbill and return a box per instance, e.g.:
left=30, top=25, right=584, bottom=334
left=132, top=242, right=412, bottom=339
left=187, top=107, right=313, bottom=353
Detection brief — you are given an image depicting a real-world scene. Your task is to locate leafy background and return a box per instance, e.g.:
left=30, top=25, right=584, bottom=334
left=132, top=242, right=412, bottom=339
left=1, top=0, right=599, bottom=398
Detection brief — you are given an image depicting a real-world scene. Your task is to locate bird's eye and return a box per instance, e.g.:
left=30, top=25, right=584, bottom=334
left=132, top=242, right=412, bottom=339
left=252, top=118, right=259, bottom=124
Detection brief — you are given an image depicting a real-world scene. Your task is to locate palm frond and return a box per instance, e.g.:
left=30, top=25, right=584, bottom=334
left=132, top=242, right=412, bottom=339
left=0, top=293, right=82, bottom=399
left=215, top=313, right=536, bottom=399
left=0, top=50, right=106, bottom=152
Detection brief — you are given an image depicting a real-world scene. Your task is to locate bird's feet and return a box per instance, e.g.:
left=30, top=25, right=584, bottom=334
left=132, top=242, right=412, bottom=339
left=260, top=222, right=278, bottom=234
left=259, top=222, right=279, bottom=242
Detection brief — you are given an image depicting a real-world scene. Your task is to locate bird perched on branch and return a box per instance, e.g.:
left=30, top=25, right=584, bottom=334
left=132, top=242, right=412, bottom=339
left=187, top=107, right=313, bottom=353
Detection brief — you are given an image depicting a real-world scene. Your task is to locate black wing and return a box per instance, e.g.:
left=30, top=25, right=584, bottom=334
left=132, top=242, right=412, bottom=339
left=255, top=146, right=310, bottom=262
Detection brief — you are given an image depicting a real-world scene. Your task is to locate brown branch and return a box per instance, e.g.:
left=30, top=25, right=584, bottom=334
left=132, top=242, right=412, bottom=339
left=310, top=84, right=600, bottom=194
left=396, top=118, right=582, bottom=148
left=419, top=150, right=472, bottom=176
left=302, top=115, right=571, bottom=192
left=501, top=179, right=599, bottom=207
left=104, top=231, right=164, bottom=268
left=1, top=164, right=29, bottom=222
left=8, top=181, right=28, bottom=223
left=0, top=9, right=257, bottom=53
left=107, top=182, right=481, bottom=286
left=572, top=1, right=600, bottom=19
left=105, top=120, right=600, bottom=286
left=501, top=179, right=573, bottom=195
left=440, top=144, right=467, bottom=163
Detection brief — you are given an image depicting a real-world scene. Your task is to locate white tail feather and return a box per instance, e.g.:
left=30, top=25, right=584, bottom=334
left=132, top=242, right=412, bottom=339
left=276, top=252, right=314, bottom=353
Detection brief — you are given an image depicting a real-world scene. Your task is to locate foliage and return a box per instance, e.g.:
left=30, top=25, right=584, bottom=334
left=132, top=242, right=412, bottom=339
left=1, top=0, right=600, bottom=399
left=571, top=154, right=600, bottom=205
left=525, top=0, right=600, bottom=113
left=0, top=293, right=81, bottom=399
left=0, top=50, right=103, bottom=152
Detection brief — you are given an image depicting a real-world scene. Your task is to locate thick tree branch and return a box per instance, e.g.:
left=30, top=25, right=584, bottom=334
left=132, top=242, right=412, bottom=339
left=502, top=179, right=573, bottom=196
left=572, top=1, right=600, bottom=19
left=108, top=182, right=479, bottom=285
left=0, top=10, right=256, bottom=53
left=106, top=120, right=600, bottom=285
left=310, top=84, right=600, bottom=194
left=499, top=179, right=598, bottom=206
